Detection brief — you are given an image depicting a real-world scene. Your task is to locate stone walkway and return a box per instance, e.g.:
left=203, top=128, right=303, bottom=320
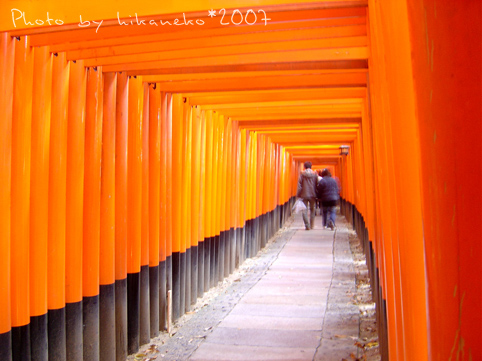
left=129, top=212, right=380, bottom=361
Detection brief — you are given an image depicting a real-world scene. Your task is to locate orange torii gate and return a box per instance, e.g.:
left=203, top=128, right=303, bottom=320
left=0, top=1, right=480, bottom=361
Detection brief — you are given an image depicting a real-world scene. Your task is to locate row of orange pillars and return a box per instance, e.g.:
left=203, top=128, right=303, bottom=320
left=0, top=0, right=481, bottom=360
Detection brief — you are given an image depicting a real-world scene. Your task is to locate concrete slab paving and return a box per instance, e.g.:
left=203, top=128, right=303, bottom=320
left=128, top=213, right=380, bottom=361
left=218, top=315, right=322, bottom=331
left=248, top=280, right=331, bottom=291
left=261, top=273, right=333, bottom=282
left=190, top=343, right=314, bottom=361
left=245, top=280, right=330, bottom=290
left=229, top=303, right=326, bottom=318
left=268, top=263, right=333, bottom=271
left=239, top=293, right=327, bottom=305
left=188, top=213, right=343, bottom=360
left=204, top=328, right=321, bottom=348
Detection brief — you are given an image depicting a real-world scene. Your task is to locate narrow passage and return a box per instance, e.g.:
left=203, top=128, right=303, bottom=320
left=129, top=213, right=380, bottom=361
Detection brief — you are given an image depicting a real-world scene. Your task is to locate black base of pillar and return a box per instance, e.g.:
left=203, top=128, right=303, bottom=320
left=229, top=228, right=235, bottom=275
left=99, top=283, right=115, bottom=361
left=66, top=301, right=82, bottom=361
left=171, top=252, right=181, bottom=321
left=149, top=265, right=159, bottom=338
left=115, top=279, right=127, bottom=361
left=191, top=245, right=198, bottom=304
left=12, top=324, right=30, bottom=361
left=30, top=314, right=48, bottom=361
left=185, top=248, right=191, bottom=313
left=260, top=213, right=267, bottom=249
left=0, top=330, right=12, bottom=361
left=139, top=265, right=150, bottom=345
left=166, top=255, right=172, bottom=292
left=235, top=228, right=242, bottom=268
left=180, top=251, right=186, bottom=315
left=197, top=242, right=204, bottom=296
left=48, top=307, right=66, bottom=361
left=158, top=262, right=166, bottom=332
left=214, top=235, right=220, bottom=285
left=219, top=232, right=225, bottom=282
left=204, top=237, right=211, bottom=291
left=83, top=295, right=99, bottom=361
left=127, top=273, right=140, bottom=355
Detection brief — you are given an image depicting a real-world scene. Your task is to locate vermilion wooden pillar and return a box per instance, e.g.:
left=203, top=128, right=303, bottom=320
left=65, top=58, right=87, bottom=361
left=0, top=32, right=14, bottom=361
left=148, top=84, right=161, bottom=338
left=83, top=66, right=103, bottom=361
left=191, top=106, right=202, bottom=301
left=11, top=35, right=33, bottom=361
left=210, top=112, right=219, bottom=286
left=114, top=71, right=128, bottom=361
left=238, top=129, right=247, bottom=265
left=218, top=116, right=226, bottom=281
left=126, top=76, right=143, bottom=354
left=224, top=119, right=233, bottom=275
left=48, top=51, right=70, bottom=361
left=99, top=72, right=116, bottom=361
left=181, top=102, right=191, bottom=313
left=165, top=93, right=173, bottom=323
left=204, top=110, right=214, bottom=291
left=407, top=1, right=482, bottom=360
left=30, top=45, right=52, bottom=361
left=140, top=83, right=150, bottom=346
left=198, top=109, right=207, bottom=295
left=171, top=94, right=183, bottom=321
left=159, top=91, right=168, bottom=331
left=376, top=4, right=428, bottom=358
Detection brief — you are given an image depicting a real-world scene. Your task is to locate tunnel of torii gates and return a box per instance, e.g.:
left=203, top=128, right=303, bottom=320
left=0, top=0, right=480, bottom=360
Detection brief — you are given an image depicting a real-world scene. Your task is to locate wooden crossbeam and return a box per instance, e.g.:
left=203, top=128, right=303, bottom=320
left=104, top=47, right=368, bottom=74
left=186, top=87, right=366, bottom=104
left=49, top=16, right=367, bottom=52
left=79, top=34, right=367, bottom=66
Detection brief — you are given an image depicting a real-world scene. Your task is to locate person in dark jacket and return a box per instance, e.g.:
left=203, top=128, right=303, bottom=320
left=296, top=161, right=318, bottom=230
left=316, top=168, right=340, bottom=230
left=316, top=169, right=323, bottom=215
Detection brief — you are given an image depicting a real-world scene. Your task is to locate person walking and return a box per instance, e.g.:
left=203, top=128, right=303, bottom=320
left=317, top=168, right=340, bottom=230
left=316, top=169, right=323, bottom=215
left=296, top=161, right=318, bottom=230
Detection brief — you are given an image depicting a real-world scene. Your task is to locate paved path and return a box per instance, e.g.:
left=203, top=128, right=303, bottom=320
left=189, top=214, right=359, bottom=361
left=130, top=213, right=378, bottom=361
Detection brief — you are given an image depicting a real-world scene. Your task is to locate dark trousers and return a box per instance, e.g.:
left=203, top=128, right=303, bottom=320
left=322, top=206, right=336, bottom=227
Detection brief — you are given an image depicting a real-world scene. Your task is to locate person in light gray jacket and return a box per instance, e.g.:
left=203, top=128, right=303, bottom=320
left=296, top=161, right=318, bottom=230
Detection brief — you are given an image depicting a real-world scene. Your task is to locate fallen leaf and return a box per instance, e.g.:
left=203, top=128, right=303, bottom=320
left=147, top=345, right=160, bottom=354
